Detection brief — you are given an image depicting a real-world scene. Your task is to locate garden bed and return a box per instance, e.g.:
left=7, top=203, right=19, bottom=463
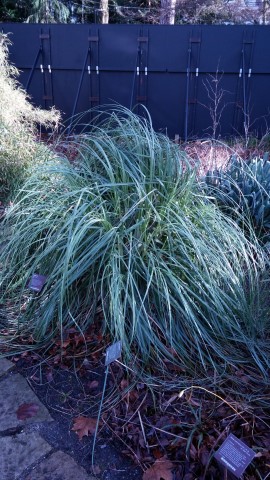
left=9, top=324, right=270, bottom=480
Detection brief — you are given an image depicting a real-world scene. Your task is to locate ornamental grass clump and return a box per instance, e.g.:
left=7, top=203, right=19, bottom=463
left=0, top=35, right=60, bottom=199
left=0, top=107, right=269, bottom=375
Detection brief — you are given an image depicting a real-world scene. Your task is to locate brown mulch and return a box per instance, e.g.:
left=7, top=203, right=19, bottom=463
left=182, top=139, right=268, bottom=176
left=7, top=323, right=270, bottom=480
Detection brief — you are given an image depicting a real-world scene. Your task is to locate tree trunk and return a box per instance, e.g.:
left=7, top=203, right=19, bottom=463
left=100, top=0, right=109, bottom=23
left=160, top=0, right=176, bottom=24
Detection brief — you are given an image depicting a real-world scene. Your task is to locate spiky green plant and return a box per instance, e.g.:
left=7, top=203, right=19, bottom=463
left=0, top=35, right=60, bottom=200
left=0, top=108, right=269, bottom=375
left=204, top=154, right=270, bottom=243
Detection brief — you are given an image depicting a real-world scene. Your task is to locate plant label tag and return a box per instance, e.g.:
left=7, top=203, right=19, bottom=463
left=28, top=274, right=47, bottom=292
left=105, top=341, right=122, bottom=366
left=214, top=434, right=255, bottom=478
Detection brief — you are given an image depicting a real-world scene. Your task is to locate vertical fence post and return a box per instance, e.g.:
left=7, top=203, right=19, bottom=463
left=68, top=31, right=90, bottom=133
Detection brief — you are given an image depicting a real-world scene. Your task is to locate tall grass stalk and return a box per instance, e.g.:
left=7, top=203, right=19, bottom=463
left=0, top=107, right=269, bottom=375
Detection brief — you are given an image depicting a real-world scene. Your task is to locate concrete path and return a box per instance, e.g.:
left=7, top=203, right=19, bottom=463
left=0, top=358, right=97, bottom=480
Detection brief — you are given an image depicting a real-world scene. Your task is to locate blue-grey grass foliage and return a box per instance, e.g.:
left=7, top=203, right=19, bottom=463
left=0, top=108, right=269, bottom=374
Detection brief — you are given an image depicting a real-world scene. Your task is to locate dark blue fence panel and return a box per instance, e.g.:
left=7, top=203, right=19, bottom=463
left=1, top=23, right=270, bottom=139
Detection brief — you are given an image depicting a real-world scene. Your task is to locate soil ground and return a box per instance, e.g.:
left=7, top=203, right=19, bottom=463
left=13, top=355, right=143, bottom=480
left=9, top=338, right=270, bottom=480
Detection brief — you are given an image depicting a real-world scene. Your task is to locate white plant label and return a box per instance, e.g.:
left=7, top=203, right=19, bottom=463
left=105, top=341, right=122, bottom=366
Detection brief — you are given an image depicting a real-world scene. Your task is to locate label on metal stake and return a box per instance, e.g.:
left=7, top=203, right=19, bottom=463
left=105, top=341, right=122, bottom=366
left=28, top=273, right=47, bottom=292
left=214, top=434, right=255, bottom=478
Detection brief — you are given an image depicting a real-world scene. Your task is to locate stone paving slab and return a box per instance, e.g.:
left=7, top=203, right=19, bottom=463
left=0, top=431, right=52, bottom=480
left=24, top=451, right=97, bottom=480
left=0, top=373, right=53, bottom=431
left=0, top=358, right=15, bottom=377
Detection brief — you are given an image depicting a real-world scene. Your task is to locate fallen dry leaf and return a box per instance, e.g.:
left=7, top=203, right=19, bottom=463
left=87, top=380, right=99, bottom=390
left=91, top=464, right=101, bottom=475
left=162, top=394, right=178, bottom=409
left=16, top=403, right=39, bottom=420
left=46, top=370, right=54, bottom=382
left=71, top=416, right=98, bottom=440
left=143, top=456, right=174, bottom=480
